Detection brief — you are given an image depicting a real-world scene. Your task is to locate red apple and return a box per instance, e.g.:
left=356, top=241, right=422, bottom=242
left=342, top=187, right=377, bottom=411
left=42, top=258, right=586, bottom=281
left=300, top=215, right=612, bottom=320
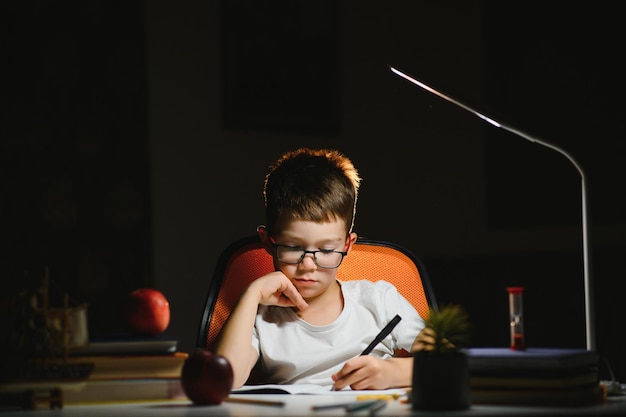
left=181, top=349, right=234, bottom=405
left=124, top=288, right=170, bottom=336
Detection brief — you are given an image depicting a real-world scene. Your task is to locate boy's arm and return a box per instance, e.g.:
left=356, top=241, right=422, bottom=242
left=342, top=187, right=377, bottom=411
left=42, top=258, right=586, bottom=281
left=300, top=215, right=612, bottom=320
left=214, top=288, right=263, bottom=388
left=382, top=356, right=414, bottom=387
left=214, top=271, right=308, bottom=388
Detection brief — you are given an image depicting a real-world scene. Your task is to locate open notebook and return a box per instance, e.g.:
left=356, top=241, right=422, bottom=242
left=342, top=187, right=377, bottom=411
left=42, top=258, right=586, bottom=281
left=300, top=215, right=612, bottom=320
left=231, top=383, right=408, bottom=396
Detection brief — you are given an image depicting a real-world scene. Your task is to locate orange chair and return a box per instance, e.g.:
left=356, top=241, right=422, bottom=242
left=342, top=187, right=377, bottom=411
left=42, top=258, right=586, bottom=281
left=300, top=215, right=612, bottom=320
left=196, top=235, right=438, bottom=352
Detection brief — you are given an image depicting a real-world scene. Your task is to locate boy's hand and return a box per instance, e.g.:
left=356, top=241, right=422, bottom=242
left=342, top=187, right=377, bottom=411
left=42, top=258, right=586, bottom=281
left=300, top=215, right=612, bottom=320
left=411, top=327, right=437, bottom=351
left=411, top=327, right=455, bottom=352
left=331, top=356, right=390, bottom=391
left=249, top=271, right=309, bottom=311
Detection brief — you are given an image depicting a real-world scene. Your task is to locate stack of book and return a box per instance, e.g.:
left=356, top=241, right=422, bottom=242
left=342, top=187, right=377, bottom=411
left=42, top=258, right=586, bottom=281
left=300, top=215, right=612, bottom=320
left=466, top=347, right=605, bottom=407
left=57, top=335, right=188, bottom=404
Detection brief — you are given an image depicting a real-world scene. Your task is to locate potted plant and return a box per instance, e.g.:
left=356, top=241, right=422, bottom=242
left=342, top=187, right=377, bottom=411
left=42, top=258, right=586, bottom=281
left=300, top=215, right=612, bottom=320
left=410, top=304, right=472, bottom=411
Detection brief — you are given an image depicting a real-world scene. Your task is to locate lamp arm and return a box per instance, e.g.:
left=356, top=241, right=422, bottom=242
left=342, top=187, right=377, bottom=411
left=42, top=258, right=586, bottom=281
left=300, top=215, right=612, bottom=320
left=502, top=127, right=594, bottom=352
left=390, top=66, right=595, bottom=351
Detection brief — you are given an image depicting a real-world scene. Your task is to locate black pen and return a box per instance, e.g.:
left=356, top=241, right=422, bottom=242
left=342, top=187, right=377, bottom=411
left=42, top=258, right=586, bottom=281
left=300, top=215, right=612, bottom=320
left=360, top=314, right=402, bottom=356
left=312, top=399, right=390, bottom=413
left=345, top=400, right=381, bottom=412
left=367, top=399, right=387, bottom=415
left=312, top=400, right=378, bottom=411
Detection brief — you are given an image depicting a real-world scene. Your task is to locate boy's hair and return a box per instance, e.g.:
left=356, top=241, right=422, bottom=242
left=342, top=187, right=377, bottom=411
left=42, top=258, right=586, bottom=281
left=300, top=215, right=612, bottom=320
left=263, top=148, right=361, bottom=235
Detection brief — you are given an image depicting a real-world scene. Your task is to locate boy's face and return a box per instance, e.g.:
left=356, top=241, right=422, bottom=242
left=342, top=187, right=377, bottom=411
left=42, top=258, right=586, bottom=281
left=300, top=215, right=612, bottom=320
left=268, top=218, right=355, bottom=300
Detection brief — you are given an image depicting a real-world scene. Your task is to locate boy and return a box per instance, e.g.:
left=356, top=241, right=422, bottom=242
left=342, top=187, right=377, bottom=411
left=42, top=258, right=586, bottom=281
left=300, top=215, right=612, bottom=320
left=215, top=148, right=425, bottom=390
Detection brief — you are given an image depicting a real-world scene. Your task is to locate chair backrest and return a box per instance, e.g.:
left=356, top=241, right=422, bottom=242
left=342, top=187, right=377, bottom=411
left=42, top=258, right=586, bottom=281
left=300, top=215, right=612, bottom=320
left=196, top=235, right=438, bottom=351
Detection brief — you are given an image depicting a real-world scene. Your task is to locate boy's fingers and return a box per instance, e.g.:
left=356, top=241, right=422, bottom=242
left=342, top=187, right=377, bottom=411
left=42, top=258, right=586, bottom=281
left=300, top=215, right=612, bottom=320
left=411, top=328, right=456, bottom=351
left=411, top=328, right=436, bottom=351
left=280, top=284, right=308, bottom=310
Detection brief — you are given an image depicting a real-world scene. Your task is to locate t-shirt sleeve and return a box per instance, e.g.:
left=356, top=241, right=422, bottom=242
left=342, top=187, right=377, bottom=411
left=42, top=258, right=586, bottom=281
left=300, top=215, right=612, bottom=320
left=380, top=281, right=426, bottom=352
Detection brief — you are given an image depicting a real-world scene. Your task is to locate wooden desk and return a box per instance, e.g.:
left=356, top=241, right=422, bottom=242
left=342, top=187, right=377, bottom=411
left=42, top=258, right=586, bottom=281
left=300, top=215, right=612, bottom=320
left=4, top=394, right=626, bottom=416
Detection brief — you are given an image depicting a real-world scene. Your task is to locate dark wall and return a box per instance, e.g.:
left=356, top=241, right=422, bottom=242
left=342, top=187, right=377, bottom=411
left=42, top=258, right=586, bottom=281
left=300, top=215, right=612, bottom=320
left=3, top=0, right=625, bottom=382
left=484, top=3, right=626, bottom=228
left=479, top=3, right=626, bottom=379
left=0, top=1, right=151, bottom=340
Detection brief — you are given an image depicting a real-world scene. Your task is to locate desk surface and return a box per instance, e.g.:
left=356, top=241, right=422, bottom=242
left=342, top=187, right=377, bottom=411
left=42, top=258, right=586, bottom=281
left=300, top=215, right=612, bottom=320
left=5, top=394, right=626, bottom=417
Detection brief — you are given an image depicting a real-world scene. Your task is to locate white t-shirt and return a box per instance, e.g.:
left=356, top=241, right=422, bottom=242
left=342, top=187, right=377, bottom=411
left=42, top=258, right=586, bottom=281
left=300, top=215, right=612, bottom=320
left=252, top=280, right=425, bottom=386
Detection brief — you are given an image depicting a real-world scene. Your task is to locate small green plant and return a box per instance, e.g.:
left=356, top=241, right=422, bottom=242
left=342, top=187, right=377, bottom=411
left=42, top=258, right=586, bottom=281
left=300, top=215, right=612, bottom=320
left=413, top=304, right=471, bottom=353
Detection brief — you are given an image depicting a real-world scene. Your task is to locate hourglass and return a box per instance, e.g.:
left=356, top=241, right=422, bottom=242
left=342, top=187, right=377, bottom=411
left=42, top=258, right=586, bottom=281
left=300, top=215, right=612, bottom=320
left=507, top=287, right=525, bottom=350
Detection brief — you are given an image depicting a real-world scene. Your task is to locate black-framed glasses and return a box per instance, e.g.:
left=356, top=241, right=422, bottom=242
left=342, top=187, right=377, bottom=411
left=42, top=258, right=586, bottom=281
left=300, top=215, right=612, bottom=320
left=270, top=238, right=348, bottom=269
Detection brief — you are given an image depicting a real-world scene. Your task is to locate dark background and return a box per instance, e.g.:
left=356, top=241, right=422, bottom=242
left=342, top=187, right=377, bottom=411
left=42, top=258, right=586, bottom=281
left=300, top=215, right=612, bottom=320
left=2, top=1, right=625, bottom=381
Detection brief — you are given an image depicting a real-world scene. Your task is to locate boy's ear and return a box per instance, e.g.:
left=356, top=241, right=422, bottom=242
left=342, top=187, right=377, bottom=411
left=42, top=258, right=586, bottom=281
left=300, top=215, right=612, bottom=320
left=346, top=232, right=358, bottom=253
left=257, top=225, right=273, bottom=255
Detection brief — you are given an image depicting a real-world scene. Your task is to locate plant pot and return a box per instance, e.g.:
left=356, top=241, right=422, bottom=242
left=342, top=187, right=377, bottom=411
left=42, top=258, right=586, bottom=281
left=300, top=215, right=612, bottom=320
left=411, top=350, right=471, bottom=411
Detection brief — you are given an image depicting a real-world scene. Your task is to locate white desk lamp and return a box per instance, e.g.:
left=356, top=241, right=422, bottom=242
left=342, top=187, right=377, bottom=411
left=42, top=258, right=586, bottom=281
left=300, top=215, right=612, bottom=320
left=390, top=66, right=595, bottom=352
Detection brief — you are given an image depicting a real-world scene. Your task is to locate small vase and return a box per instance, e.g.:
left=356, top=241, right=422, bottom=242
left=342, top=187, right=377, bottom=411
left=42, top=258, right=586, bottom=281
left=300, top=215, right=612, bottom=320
left=411, top=350, right=471, bottom=410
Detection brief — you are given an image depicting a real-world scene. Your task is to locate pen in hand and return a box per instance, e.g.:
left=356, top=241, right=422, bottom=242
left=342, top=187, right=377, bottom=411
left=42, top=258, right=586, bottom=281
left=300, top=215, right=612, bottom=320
left=361, top=314, right=402, bottom=356
left=330, top=314, right=403, bottom=391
